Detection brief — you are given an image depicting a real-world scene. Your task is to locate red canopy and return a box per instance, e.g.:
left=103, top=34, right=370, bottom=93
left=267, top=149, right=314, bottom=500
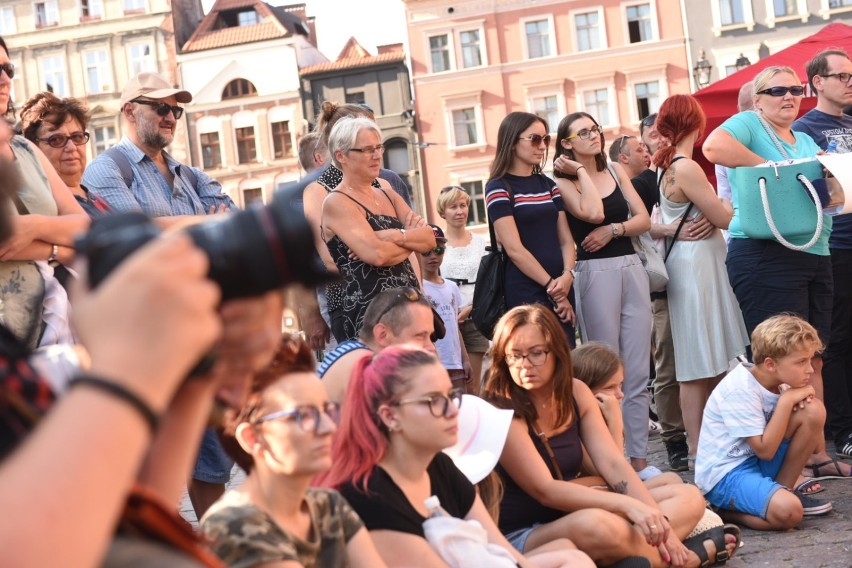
left=693, top=22, right=852, bottom=181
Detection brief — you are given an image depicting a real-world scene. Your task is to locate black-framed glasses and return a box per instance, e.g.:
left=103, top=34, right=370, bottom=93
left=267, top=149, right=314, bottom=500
left=132, top=99, right=185, bottom=119
left=36, top=131, right=90, bottom=148
left=348, top=144, right=385, bottom=156
left=0, top=63, right=15, bottom=80
left=422, top=246, right=446, bottom=257
left=374, top=286, right=423, bottom=323
left=392, top=386, right=464, bottom=418
left=566, top=126, right=602, bottom=141
left=518, top=134, right=552, bottom=146
left=821, top=72, right=852, bottom=84
left=254, top=401, right=341, bottom=434
left=505, top=349, right=550, bottom=367
left=756, top=86, right=805, bottom=97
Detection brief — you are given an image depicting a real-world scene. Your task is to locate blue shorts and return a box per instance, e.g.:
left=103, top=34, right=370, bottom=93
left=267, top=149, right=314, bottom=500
left=191, top=428, right=234, bottom=484
left=705, top=439, right=790, bottom=519
left=504, top=523, right=542, bottom=552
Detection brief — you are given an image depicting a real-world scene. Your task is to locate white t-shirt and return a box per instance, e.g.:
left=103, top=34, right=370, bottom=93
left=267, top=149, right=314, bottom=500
left=441, top=232, right=487, bottom=308
left=423, top=278, right=463, bottom=370
left=695, top=363, right=780, bottom=494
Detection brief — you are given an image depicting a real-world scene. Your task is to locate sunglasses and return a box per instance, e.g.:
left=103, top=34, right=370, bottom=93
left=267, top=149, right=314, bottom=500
left=440, top=185, right=467, bottom=194
left=254, top=402, right=341, bottom=434
left=422, top=246, right=446, bottom=257
left=391, top=386, right=464, bottom=418
left=566, top=125, right=602, bottom=141
left=611, top=134, right=634, bottom=155
left=518, top=134, right=552, bottom=146
left=36, top=131, right=90, bottom=148
left=348, top=144, right=385, bottom=156
left=821, top=72, right=852, bottom=84
left=756, top=86, right=805, bottom=97
left=132, top=99, right=185, bottom=119
left=374, top=286, right=423, bottom=323
left=0, top=62, right=14, bottom=79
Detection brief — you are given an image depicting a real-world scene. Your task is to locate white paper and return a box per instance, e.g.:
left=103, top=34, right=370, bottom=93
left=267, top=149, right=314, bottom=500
left=817, top=154, right=852, bottom=215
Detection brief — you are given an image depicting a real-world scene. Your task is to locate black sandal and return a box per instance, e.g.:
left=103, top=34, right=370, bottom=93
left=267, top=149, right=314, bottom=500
left=682, top=523, right=741, bottom=567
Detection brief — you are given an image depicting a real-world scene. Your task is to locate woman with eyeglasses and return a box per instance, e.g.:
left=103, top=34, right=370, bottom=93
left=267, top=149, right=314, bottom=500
left=480, top=305, right=738, bottom=568
left=436, top=185, right=490, bottom=386
left=322, top=117, right=435, bottom=342
left=320, top=345, right=593, bottom=568
left=486, top=112, right=587, bottom=345
left=0, top=35, right=89, bottom=350
left=554, top=112, right=654, bottom=478
left=703, top=66, right=848, bottom=480
left=201, top=334, right=387, bottom=567
left=20, top=92, right=111, bottom=219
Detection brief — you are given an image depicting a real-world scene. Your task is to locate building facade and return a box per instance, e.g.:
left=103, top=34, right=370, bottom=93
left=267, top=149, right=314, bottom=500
left=178, top=0, right=326, bottom=207
left=1, top=0, right=201, bottom=162
left=683, top=0, right=852, bottom=90
left=299, top=39, right=422, bottom=212
left=402, top=0, right=691, bottom=225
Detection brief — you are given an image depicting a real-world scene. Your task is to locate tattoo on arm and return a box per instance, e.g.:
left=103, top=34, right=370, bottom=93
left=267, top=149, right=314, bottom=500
left=612, top=480, right=628, bottom=494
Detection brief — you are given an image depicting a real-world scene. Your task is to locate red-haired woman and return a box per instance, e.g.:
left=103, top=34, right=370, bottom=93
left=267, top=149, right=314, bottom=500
left=653, top=94, right=748, bottom=460
left=320, top=346, right=594, bottom=568
left=201, top=335, right=386, bottom=567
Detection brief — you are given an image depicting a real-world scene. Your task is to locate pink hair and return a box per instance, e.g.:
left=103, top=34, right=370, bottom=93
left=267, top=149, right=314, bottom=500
left=318, top=345, right=437, bottom=492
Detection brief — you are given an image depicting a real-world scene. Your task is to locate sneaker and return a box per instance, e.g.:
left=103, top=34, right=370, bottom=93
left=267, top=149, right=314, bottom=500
left=665, top=438, right=690, bottom=472
left=836, top=434, right=852, bottom=459
left=797, top=493, right=833, bottom=516
left=649, top=418, right=661, bottom=435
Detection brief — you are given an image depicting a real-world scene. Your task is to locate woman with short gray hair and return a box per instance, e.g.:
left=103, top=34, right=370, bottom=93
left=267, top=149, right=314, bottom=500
left=321, top=117, right=436, bottom=341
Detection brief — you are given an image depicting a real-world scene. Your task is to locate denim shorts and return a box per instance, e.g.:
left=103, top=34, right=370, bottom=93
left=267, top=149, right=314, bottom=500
left=504, top=523, right=542, bottom=552
left=705, top=439, right=790, bottom=519
left=191, top=428, right=234, bottom=484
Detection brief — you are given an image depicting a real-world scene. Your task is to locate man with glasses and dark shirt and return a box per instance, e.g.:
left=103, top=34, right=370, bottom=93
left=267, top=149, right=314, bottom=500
left=793, top=49, right=852, bottom=460
left=83, top=72, right=235, bottom=221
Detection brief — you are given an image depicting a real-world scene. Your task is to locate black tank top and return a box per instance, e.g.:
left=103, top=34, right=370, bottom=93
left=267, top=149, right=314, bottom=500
left=567, top=169, right=635, bottom=261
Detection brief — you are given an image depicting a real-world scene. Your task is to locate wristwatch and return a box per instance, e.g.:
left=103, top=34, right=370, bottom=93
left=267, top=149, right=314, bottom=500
left=47, top=244, right=59, bottom=263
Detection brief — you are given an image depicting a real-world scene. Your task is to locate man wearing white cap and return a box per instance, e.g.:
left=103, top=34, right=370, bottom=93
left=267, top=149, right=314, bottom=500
left=82, top=71, right=235, bottom=220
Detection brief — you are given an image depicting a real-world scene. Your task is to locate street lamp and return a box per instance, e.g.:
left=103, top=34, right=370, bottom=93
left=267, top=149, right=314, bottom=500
left=693, top=49, right=713, bottom=88
left=735, top=53, right=751, bottom=71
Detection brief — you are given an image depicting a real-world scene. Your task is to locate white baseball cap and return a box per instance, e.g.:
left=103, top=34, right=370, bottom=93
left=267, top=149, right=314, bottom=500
left=444, top=394, right=514, bottom=484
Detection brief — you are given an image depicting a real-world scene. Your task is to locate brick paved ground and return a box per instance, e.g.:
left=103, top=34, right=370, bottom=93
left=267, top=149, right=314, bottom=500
left=181, top=433, right=852, bottom=567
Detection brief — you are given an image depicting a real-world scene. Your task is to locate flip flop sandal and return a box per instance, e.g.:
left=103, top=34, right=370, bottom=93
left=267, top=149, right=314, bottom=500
left=803, top=456, right=852, bottom=480
left=682, top=523, right=742, bottom=567
left=794, top=477, right=825, bottom=495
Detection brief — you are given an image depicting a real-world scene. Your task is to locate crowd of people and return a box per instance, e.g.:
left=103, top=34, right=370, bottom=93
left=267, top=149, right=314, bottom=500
left=1, top=26, right=852, bottom=567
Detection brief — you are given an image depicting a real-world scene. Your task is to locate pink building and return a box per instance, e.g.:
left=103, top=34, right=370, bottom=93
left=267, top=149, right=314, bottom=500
left=402, top=0, right=692, bottom=225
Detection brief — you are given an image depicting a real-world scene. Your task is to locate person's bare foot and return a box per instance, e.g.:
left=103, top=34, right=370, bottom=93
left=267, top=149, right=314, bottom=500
left=803, top=452, right=852, bottom=479
left=630, top=457, right=648, bottom=472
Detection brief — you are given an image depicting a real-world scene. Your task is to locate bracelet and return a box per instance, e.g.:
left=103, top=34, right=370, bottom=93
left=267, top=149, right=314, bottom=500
left=399, top=228, right=407, bottom=244
left=576, top=165, right=586, bottom=173
left=543, top=277, right=553, bottom=290
left=620, top=222, right=627, bottom=237
left=47, top=244, right=59, bottom=263
left=611, top=223, right=620, bottom=238
left=568, top=268, right=576, bottom=278
left=68, top=375, right=159, bottom=434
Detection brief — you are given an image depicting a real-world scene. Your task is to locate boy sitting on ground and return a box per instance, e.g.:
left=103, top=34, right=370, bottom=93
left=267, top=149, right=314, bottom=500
left=695, top=314, right=833, bottom=530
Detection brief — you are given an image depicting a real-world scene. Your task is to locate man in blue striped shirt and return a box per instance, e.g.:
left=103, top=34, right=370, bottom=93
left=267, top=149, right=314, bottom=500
left=82, top=72, right=235, bottom=222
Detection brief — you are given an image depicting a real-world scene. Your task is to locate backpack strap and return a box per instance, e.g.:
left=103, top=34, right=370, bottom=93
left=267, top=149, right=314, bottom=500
left=104, top=146, right=200, bottom=197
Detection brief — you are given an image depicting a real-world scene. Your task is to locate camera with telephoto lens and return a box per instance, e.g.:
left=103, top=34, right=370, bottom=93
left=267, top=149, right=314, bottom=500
left=75, top=181, right=331, bottom=374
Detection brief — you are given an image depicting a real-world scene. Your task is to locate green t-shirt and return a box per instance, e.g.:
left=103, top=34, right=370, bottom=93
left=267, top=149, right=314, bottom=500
left=201, top=487, right=363, bottom=568
left=721, top=110, right=831, bottom=255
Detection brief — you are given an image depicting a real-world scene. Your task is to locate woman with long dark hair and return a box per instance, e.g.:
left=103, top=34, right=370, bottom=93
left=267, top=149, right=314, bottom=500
left=320, top=345, right=594, bottom=568
left=654, top=95, right=748, bottom=461
left=485, top=111, right=601, bottom=344
left=554, top=111, right=653, bottom=476
left=481, top=305, right=739, bottom=568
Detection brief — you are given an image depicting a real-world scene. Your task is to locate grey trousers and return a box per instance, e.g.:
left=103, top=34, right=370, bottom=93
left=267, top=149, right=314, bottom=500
left=575, top=254, right=652, bottom=459
left=652, top=297, right=686, bottom=444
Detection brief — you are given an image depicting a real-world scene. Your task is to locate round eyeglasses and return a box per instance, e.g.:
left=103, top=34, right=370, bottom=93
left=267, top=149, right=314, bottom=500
left=392, top=386, right=464, bottom=418
left=254, top=402, right=341, bottom=434
left=566, top=126, right=601, bottom=141
left=505, top=349, right=550, bottom=367
left=36, top=131, right=90, bottom=148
